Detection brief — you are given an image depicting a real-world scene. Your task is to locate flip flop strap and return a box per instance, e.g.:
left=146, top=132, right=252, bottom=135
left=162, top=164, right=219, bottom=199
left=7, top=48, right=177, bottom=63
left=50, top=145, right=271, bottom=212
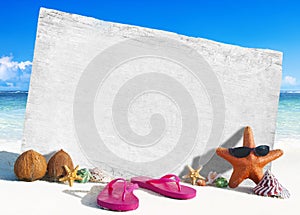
left=146, top=174, right=181, bottom=191
left=108, top=178, right=139, bottom=201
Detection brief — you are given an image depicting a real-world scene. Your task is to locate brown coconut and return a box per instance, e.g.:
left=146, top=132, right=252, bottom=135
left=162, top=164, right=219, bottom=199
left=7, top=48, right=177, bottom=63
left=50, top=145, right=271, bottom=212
left=47, top=149, right=74, bottom=181
left=14, top=150, right=47, bottom=182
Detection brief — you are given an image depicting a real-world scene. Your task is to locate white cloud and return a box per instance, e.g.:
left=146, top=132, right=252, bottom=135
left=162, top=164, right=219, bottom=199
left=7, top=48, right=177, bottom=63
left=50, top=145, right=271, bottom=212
left=282, top=75, right=297, bottom=86
left=0, top=56, right=32, bottom=80
left=18, top=61, right=32, bottom=70
left=0, top=55, right=32, bottom=90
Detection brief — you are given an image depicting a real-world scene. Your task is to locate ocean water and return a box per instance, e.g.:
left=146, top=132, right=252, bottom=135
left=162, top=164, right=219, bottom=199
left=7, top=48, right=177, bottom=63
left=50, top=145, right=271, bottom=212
left=275, top=92, right=300, bottom=144
left=0, top=91, right=299, bottom=145
left=0, top=91, right=28, bottom=144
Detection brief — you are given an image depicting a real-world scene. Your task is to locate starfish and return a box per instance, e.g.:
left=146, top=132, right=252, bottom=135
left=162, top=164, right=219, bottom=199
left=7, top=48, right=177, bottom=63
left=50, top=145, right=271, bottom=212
left=216, top=126, right=283, bottom=188
left=59, top=165, right=82, bottom=187
left=182, top=165, right=206, bottom=185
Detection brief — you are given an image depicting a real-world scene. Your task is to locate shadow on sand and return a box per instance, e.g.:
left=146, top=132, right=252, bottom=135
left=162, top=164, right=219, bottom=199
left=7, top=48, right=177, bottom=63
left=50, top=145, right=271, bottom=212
left=63, top=184, right=106, bottom=209
left=0, top=151, right=19, bottom=181
left=179, top=127, right=245, bottom=178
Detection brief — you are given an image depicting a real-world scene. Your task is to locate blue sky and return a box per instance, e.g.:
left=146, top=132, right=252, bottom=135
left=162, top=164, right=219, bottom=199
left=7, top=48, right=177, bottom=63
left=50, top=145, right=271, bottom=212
left=0, top=0, right=299, bottom=91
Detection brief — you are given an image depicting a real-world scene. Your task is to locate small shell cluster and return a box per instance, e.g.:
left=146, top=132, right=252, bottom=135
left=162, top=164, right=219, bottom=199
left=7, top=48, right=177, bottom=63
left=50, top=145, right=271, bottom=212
left=253, top=170, right=290, bottom=199
left=89, top=167, right=113, bottom=183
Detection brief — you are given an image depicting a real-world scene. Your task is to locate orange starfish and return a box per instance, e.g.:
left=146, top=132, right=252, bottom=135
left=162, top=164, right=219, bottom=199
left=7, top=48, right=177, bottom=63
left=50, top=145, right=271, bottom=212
left=216, top=126, right=283, bottom=188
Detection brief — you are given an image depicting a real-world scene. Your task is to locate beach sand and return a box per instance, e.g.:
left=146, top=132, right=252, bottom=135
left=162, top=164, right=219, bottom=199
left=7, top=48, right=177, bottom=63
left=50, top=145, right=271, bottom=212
left=0, top=141, right=299, bottom=214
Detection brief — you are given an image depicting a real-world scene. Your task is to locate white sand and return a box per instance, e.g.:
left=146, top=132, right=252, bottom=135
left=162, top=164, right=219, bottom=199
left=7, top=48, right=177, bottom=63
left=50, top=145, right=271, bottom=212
left=0, top=141, right=299, bottom=215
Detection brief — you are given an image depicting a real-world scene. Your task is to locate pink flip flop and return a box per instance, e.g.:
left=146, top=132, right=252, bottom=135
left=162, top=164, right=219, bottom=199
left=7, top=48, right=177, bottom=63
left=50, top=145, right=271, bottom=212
left=97, top=178, right=139, bottom=211
left=131, top=174, right=196, bottom=199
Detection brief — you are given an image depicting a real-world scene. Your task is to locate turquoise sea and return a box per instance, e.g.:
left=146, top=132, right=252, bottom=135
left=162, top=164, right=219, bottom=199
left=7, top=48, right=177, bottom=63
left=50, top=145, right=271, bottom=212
left=275, top=92, right=300, bottom=143
left=0, top=91, right=299, bottom=145
left=0, top=91, right=28, bottom=144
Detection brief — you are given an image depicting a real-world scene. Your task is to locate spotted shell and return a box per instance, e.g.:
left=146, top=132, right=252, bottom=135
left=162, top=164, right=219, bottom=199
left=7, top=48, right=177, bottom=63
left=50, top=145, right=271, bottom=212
left=215, top=177, right=228, bottom=188
left=253, top=170, right=290, bottom=199
left=89, top=167, right=113, bottom=183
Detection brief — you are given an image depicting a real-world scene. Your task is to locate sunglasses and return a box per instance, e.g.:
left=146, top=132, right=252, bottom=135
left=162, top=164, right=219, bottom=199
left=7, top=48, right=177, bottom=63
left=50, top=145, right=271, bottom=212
left=228, top=145, right=270, bottom=158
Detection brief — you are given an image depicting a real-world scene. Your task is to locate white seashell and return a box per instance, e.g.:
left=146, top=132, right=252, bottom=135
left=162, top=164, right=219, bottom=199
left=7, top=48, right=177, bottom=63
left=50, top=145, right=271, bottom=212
left=253, top=170, right=290, bottom=199
left=206, top=171, right=222, bottom=185
left=89, top=167, right=114, bottom=183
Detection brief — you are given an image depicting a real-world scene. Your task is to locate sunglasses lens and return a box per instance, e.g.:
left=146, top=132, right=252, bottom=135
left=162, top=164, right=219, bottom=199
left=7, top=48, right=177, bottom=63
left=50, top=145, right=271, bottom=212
left=229, top=147, right=251, bottom=158
left=254, top=145, right=269, bottom=156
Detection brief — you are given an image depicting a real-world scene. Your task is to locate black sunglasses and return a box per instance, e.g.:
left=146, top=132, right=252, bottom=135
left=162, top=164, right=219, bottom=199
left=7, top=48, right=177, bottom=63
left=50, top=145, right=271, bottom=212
left=229, top=145, right=270, bottom=158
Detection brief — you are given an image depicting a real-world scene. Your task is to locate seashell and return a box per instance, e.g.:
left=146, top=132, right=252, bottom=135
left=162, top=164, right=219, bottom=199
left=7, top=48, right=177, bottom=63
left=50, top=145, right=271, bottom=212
left=253, top=170, right=290, bottom=199
left=206, top=171, right=222, bottom=185
left=14, top=150, right=47, bottom=181
left=76, top=168, right=92, bottom=183
left=89, top=167, right=113, bottom=183
left=197, top=179, right=206, bottom=186
left=215, top=177, right=228, bottom=188
left=47, top=149, right=74, bottom=181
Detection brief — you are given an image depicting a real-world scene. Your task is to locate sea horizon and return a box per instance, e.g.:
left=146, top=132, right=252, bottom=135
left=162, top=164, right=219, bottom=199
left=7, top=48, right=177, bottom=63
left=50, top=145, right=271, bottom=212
left=1, top=89, right=300, bottom=93
left=0, top=90, right=299, bottom=147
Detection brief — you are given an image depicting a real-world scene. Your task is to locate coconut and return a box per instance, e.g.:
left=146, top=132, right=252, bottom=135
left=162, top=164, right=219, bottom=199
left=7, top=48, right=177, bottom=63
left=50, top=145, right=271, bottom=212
left=47, top=149, right=74, bottom=181
left=14, top=150, right=47, bottom=181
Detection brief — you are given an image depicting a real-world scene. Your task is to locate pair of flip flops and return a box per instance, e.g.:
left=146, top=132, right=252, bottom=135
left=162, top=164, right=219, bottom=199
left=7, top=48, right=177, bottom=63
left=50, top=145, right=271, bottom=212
left=97, top=174, right=196, bottom=211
